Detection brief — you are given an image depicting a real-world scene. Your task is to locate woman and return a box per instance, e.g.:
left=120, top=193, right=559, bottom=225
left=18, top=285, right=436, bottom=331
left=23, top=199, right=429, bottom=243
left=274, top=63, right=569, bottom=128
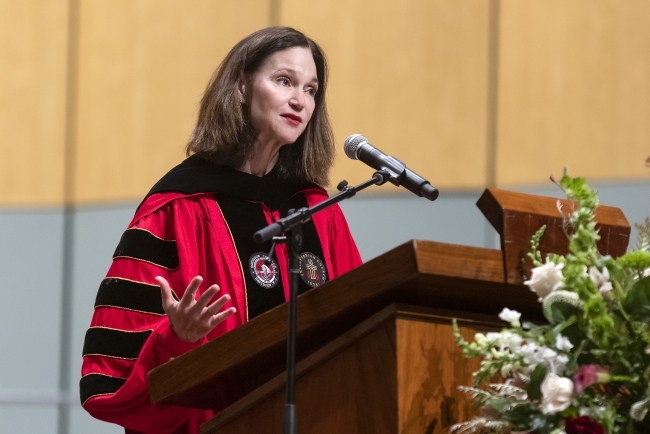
left=80, top=27, right=362, bottom=434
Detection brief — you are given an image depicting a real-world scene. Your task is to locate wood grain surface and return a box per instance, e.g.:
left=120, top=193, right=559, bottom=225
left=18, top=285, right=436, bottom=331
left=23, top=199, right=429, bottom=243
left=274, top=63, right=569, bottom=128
left=148, top=240, right=541, bottom=411
left=0, top=0, right=68, bottom=205
left=478, top=188, right=630, bottom=284
left=397, top=314, right=484, bottom=434
left=496, top=0, right=650, bottom=186
left=200, top=305, right=494, bottom=434
left=280, top=0, right=491, bottom=191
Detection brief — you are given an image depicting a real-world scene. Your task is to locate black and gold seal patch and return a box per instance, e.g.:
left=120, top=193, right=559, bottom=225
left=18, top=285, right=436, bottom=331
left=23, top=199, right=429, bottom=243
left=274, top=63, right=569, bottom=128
left=249, top=253, right=280, bottom=289
left=299, top=252, right=327, bottom=287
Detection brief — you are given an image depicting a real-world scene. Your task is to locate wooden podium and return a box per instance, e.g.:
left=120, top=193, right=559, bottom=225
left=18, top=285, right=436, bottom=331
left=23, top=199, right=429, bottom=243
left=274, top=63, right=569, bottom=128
left=148, top=189, right=630, bottom=434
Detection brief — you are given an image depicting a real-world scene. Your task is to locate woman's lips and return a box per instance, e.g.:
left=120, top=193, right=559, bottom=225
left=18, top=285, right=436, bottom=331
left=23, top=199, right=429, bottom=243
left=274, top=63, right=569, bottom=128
left=281, top=113, right=302, bottom=126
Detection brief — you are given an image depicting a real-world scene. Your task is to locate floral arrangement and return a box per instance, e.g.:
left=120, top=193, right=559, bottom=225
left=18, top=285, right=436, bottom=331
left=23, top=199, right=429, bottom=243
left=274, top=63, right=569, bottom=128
left=451, top=172, right=650, bottom=434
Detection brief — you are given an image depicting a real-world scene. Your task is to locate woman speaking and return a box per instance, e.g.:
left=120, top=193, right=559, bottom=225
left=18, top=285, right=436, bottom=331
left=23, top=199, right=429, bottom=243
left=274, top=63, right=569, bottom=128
left=80, top=27, right=362, bottom=434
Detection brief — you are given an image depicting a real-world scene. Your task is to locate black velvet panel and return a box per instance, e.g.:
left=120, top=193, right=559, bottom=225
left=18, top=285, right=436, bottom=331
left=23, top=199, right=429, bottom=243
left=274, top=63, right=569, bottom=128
left=143, top=154, right=322, bottom=211
left=94, top=278, right=165, bottom=315
left=279, top=194, right=328, bottom=295
left=79, top=373, right=126, bottom=405
left=113, top=229, right=179, bottom=269
left=82, top=327, right=152, bottom=360
left=216, top=196, right=285, bottom=320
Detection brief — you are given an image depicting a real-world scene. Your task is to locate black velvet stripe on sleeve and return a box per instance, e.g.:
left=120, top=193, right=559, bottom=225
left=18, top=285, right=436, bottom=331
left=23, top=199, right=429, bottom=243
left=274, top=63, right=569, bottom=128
left=79, top=373, right=127, bottom=405
left=94, top=278, right=165, bottom=315
left=82, top=327, right=152, bottom=360
left=113, top=228, right=179, bottom=269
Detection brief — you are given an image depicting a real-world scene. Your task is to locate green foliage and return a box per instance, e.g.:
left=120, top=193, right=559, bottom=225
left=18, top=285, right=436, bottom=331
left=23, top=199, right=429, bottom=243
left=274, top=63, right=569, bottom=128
left=542, top=291, right=583, bottom=324
left=452, top=171, right=650, bottom=434
left=527, top=364, right=547, bottom=401
left=618, top=251, right=650, bottom=272
left=528, top=225, right=547, bottom=267
left=635, top=218, right=650, bottom=252
left=624, top=277, right=650, bottom=322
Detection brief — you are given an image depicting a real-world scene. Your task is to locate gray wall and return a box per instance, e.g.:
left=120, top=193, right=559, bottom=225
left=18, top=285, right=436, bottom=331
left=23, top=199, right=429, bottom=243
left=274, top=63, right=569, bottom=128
left=0, top=181, right=648, bottom=433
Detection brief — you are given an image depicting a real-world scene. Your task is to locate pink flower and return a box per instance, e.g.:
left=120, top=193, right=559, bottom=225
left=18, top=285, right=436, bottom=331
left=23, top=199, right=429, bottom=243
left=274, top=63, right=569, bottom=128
left=573, top=365, right=609, bottom=393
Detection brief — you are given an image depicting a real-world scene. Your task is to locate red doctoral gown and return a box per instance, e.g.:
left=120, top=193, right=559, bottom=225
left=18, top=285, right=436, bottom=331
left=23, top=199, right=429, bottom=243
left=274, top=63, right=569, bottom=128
left=80, top=155, right=362, bottom=433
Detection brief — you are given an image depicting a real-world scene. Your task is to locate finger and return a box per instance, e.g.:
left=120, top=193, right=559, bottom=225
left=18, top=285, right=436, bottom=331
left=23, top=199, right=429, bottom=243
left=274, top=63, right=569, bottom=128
left=179, top=276, right=203, bottom=308
left=207, top=307, right=237, bottom=329
left=202, top=293, right=231, bottom=319
left=194, top=284, right=221, bottom=313
left=156, top=276, right=176, bottom=312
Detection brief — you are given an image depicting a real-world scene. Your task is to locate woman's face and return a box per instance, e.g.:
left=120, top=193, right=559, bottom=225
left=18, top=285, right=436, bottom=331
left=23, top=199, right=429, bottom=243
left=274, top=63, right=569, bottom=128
left=241, top=47, right=318, bottom=149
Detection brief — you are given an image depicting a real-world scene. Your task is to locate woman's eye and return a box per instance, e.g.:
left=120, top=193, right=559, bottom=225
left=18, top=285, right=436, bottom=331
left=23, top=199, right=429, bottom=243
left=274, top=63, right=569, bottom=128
left=278, top=77, right=290, bottom=86
left=306, top=88, right=317, bottom=97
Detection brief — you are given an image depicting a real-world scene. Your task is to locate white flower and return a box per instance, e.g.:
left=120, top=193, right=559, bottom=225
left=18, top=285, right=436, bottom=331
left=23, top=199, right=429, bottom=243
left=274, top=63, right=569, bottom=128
left=518, top=343, right=543, bottom=365
left=498, top=307, right=522, bottom=327
left=498, top=331, right=523, bottom=351
left=473, top=333, right=487, bottom=346
left=500, top=363, right=514, bottom=378
left=540, top=373, right=573, bottom=414
left=555, top=334, right=574, bottom=351
left=540, top=347, right=558, bottom=360
left=643, top=268, right=650, bottom=278
left=516, top=343, right=568, bottom=374
left=524, top=260, right=564, bottom=301
left=483, top=331, right=523, bottom=352
left=549, top=354, right=570, bottom=375
left=589, top=266, right=613, bottom=297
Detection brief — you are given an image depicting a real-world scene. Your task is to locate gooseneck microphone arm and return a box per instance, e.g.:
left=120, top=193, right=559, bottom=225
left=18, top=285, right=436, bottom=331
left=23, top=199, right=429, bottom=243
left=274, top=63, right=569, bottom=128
left=253, top=171, right=389, bottom=244
left=253, top=170, right=389, bottom=434
left=255, top=135, right=439, bottom=434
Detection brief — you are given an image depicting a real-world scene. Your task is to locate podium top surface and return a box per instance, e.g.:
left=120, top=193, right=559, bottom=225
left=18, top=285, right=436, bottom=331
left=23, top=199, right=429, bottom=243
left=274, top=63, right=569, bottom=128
left=148, top=240, right=541, bottom=411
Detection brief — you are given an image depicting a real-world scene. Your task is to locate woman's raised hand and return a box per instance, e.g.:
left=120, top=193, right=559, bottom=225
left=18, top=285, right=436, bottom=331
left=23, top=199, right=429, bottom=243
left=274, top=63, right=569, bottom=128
left=156, top=275, right=237, bottom=343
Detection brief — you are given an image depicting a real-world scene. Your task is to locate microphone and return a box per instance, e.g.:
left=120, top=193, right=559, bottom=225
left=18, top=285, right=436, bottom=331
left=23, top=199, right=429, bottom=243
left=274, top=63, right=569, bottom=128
left=344, top=134, right=439, bottom=201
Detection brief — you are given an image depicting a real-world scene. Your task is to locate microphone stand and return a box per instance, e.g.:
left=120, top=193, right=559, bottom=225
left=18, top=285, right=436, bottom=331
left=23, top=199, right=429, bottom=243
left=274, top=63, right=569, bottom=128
left=253, top=170, right=390, bottom=434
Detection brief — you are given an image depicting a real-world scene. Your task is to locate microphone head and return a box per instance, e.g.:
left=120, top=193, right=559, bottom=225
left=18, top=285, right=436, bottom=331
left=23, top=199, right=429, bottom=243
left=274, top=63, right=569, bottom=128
left=343, top=134, right=367, bottom=160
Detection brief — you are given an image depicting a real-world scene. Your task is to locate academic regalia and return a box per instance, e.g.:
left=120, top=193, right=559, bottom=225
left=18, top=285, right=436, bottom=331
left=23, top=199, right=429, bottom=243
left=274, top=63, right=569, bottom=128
left=80, top=155, right=362, bottom=434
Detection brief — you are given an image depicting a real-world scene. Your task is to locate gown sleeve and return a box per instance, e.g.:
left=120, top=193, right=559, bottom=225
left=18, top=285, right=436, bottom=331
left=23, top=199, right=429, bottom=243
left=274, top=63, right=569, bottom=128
left=303, top=189, right=362, bottom=279
left=80, top=195, right=213, bottom=434
left=324, top=203, right=363, bottom=278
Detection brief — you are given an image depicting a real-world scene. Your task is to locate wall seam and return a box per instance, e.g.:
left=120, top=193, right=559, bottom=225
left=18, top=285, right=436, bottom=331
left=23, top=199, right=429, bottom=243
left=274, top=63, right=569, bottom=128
left=484, top=0, right=501, bottom=249
left=486, top=0, right=500, bottom=189
left=58, top=0, right=81, bottom=433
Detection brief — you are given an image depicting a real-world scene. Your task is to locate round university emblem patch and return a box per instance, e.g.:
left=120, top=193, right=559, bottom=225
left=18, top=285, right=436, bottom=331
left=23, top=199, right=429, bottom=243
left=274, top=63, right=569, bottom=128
left=299, top=252, right=327, bottom=287
left=249, top=253, right=280, bottom=289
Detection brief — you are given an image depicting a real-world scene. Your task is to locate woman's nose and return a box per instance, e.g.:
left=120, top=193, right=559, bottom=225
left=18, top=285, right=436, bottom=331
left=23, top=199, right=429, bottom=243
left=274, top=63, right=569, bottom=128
left=289, top=90, right=305, bottom=110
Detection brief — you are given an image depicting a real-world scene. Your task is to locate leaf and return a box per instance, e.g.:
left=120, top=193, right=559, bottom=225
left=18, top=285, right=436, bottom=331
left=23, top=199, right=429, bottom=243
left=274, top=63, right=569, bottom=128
left=527, top=364, right=548, bottom=401
left=554, top=318, right=584, bottom=350
left=624, top=277, right=650, bottom=321
left=488, top=383, right=528, bottom=400
left=542, top=290, right=583, bottom=324
left=631, top=398, right=650, bottom=421
left=635, top=217, right=650, bottom=252
left=450, top=418, right=512, bottom=434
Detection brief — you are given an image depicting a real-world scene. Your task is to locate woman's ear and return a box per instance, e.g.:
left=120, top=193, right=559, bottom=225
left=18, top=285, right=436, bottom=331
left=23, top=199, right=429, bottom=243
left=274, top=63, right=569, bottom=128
left=237, top=74, right=246, bottom=104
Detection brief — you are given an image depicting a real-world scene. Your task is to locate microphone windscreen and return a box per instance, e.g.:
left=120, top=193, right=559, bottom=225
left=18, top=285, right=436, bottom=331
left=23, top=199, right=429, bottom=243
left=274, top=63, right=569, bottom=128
left=343, top=134, right=367, bottom=160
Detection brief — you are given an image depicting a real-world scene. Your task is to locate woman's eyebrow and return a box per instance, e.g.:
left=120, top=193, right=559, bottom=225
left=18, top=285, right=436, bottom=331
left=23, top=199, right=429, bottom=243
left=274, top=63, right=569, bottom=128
left=274, top=68, right=318, bottom=85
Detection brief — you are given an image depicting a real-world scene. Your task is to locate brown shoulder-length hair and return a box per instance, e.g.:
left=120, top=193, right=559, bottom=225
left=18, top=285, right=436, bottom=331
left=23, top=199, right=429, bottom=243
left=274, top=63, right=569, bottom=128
left=186, top=27, right=334, bottom=187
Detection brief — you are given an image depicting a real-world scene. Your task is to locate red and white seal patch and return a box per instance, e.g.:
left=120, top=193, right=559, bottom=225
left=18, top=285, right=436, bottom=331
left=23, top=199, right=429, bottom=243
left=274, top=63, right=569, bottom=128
left=299, top=252, right=327, bottom=287
left=248, top=253, right=280, bottom=289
